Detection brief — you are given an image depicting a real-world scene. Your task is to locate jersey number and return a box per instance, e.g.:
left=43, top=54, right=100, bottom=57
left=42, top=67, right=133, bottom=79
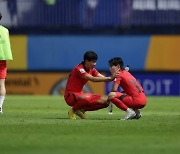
left=129, top=79, right=141, bottom=93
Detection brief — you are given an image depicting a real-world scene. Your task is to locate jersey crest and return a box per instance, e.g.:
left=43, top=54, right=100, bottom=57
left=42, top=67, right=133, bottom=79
left=79, top=68, right=85, bottom=74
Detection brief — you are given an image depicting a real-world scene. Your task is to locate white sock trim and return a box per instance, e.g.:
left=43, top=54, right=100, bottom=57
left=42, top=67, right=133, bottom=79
left=126, top=108, right=131, bottom=112
left=0, top=96, right=5, bottom=107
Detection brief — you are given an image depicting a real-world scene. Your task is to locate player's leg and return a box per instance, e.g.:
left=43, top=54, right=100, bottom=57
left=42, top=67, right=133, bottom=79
left=64, top=92, right=90, bottom=120
left=0, top=61, right=7, bottom=114
left=73, top=93, right=106, bottom=111
left=83, top=95, right=109, bottom=111
left=65, top=92, right=91, bottom=119
left=107, top=91, right=125, bottom=115
left=72, top=93, right=93, bottom=113
left=0, top=79, right=6, bottom=114
left=108, top=92, right=136, bottom=120
left=64, top=92, right=79, bottom=120
left=84, top=103, right=108, bottom=111
left=121, top=100, right=145, bottom=120
left=65, top=92, right=108, bottom=119
left=132, top=94, right=147, bottom=119
left=113, top=93, right=146, bottom=120
left=72, top=93, right=109, bottom=119
left=107, top=102, right=113, bottom=114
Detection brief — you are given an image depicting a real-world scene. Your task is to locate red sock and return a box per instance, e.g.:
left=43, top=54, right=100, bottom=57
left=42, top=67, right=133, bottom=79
left=84, top=103, right=108, bottom=111
left=72, top=100, right=88, bottom=111
left=110, top=97, right=128, bottom=111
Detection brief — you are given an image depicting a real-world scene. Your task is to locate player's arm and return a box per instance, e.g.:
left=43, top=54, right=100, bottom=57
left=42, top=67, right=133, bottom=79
left=84, top=74, right=115, bottom=82
left=97, top=73, right=105, bottom=77
left=111, top=83, right=119, bottom=92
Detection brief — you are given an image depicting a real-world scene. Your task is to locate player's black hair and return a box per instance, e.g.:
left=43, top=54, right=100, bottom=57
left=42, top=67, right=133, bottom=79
left=0, top=12, right=2, bottom=21
left=84, top=51, right=98, bottom=61
left=108, top=57, right=124, bottom=70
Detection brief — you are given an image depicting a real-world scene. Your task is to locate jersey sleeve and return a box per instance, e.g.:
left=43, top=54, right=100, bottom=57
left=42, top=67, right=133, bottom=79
left=92, top=68, right=100, bottom=77
left=76, top=67, right=88, bottom=78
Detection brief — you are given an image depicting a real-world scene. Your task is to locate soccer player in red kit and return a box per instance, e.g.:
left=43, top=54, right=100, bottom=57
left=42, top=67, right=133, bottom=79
left=64, top=51, right=116, bottom=120
left=108, top=57, right=147, bottom=120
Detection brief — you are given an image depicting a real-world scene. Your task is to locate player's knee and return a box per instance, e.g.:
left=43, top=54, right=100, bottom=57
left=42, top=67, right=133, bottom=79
left=108, top=92, right=116, bottom=101
left=98, top=96, right=108, bottom=104
left=81, top=96, right=91, bottom=103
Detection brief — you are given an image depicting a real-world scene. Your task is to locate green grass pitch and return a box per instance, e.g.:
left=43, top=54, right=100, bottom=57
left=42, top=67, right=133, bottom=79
left=0, top=96, right=179, bottom=154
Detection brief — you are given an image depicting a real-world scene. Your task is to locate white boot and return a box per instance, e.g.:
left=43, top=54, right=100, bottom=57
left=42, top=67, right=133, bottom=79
left=0, top=107, right=3, bottom=114
left=134, top=109, right=142, bottom=119
left=122, top=108, right=136, bottom=120
left=0, top=96, right=5, bottom=114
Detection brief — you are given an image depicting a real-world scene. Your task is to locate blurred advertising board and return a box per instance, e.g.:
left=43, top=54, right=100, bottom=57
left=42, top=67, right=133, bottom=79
left=6, top=72, right=180, bottom=96
left=6, top=72, right=105, bottom=95
left=1, top=0, right=180, bottom=27
left=106, top=72, right=180, bottom=96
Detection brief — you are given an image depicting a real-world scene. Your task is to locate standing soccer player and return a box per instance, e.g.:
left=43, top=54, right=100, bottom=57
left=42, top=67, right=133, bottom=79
left=108, top=57, right=147, bottom=120
left=64, top=51, right=116, bottom=120
left=0, top=12, right=13, bottom=114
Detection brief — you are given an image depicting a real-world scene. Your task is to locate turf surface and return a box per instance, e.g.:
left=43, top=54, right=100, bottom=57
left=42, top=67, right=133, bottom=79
left=0, top=96, right=180, bottom=154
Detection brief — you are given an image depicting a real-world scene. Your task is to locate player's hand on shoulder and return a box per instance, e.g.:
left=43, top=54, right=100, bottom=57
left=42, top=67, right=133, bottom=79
left=111, top=71, right=119, bottom=80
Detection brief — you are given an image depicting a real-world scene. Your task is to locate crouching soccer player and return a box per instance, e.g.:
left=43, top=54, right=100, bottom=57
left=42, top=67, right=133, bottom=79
left=64, top=51, right=117, bottom=119
left=108, top=57, right=147, bottom=120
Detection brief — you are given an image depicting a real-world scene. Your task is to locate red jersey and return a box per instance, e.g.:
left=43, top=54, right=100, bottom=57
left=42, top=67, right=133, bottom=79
left=65, top=63, right=99, bottom=93
left=114, top=70, right=144, bottom=97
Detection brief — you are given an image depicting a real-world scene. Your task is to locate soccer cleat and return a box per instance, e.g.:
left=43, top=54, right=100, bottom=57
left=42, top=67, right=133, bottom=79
left=133, top=109, right=142, bottom=119
left=75, top=110, right=86, bottom=119
left=80, top=109, right=85, bottom=114
left=0, top=107, right=3, bottom=114
left=121, top=109, right=136, bottom=120
left=68, top=109, right=76, bottom=120
left=108, top=102, right=113, bottom=114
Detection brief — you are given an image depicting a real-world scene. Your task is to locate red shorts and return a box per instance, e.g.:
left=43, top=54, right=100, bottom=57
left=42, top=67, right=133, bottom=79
left=0, top=61, right=7, bottom=79
left=64, top=91, right=101, bottom=107
left=115, top=92, right=147, bottom=109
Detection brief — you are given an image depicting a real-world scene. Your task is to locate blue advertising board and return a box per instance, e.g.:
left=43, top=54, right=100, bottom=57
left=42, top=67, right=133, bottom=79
left=28, top=35, right=149, bottom=71
left=106, top=72, right=180, bottom=96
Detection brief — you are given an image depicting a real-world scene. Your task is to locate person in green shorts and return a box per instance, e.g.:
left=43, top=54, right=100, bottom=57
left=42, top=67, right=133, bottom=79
left=0, top=12, right=13, bottom=114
